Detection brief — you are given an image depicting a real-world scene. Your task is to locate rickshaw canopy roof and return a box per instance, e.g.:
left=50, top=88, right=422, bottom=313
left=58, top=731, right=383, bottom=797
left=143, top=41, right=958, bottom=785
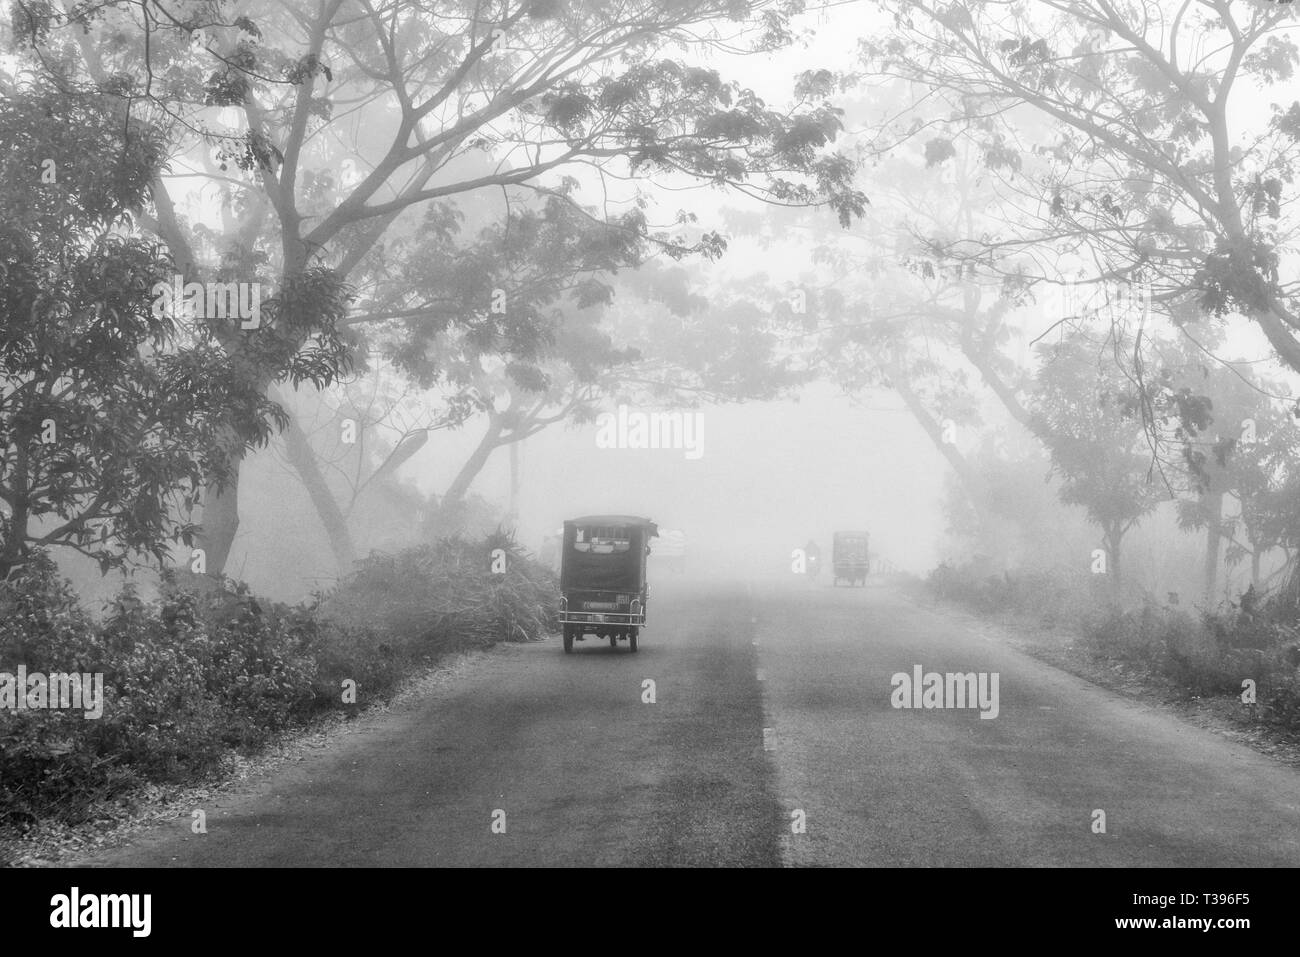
left=560, top=516, right=656, bottom=592
left=566, top=515, right=659, bottom=537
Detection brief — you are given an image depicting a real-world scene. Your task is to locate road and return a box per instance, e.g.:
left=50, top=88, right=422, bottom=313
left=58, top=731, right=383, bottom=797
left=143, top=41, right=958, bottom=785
left=78, top=580, right=1300, bottom=866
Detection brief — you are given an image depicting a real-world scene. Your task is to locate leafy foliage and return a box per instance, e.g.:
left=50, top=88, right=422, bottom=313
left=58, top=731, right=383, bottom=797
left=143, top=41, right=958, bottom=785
left=0, top=536, right=557, bottom=827
left=1030, top=333, right=1168, bottom=577
left=928, top=559, right=1300, bottom=730
left=319, top=533, right=558, bottom=648
left=0, top=78, right=281, bottom=577
left=862, top=0, right=1300, bottom=375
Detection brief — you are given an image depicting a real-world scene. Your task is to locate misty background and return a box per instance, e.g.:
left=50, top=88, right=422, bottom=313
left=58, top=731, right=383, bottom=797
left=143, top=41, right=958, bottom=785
left=6, top=0, right=1300, bottom=612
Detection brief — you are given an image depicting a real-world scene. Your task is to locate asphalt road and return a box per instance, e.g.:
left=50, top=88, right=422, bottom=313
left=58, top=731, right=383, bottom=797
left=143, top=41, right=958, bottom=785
left=78, top=579, right=1300, bottom=867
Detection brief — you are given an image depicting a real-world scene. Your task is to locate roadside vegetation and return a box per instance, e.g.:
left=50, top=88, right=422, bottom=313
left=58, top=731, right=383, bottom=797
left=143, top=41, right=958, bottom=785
left=0, top=536, right=556, bottom=831
left=10, top=0, right=1300, bottom=844
left=928, top=561, right=1300, bottom=734
left=0, top=0, right=851, bottom=843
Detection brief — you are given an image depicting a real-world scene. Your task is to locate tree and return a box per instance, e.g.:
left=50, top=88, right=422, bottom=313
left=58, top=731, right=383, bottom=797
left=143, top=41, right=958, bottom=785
left=261, top=368, right=475, bottom=572
left=1181, top=392, right=1300, bottom=591
left=710, top=81, right=1050, bottom=538
left=276, top=249, right=817, bottom=576
left=937, top=429, right=1098, bottom=570
left=861, top=0, right=1300, bottom=378
left=0, top=78, right=279, bottom=578
left=14, top=0, right=867, bottom=573
left=268, top=191, right=647, bottom=572
left=1030, top=331, right=1170, bottom=585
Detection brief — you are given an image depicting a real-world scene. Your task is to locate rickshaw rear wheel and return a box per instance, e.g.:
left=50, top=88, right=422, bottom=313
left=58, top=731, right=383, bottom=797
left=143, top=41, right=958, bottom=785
left=608, top=634, right=617, bottom=649
left=563, top=627, right=574, bottom=654
left=628, top=628, right=639, bottom=653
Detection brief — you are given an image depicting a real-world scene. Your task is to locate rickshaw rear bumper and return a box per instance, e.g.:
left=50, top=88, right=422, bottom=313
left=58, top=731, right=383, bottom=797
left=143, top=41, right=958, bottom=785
left=559, top=596, right=646, bottom=627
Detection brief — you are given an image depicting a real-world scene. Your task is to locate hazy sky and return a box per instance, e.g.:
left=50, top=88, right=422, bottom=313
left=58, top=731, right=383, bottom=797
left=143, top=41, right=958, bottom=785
left=408, top=380, right=949, bottom=575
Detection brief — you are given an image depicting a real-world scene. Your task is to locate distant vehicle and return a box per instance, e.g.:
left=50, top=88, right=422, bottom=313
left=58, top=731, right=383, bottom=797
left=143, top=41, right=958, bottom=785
left=804, top=539, right=822, bottom=580
left=832, top=531, right=870, bottom=586
left=559, top=515, right=657, bottom=654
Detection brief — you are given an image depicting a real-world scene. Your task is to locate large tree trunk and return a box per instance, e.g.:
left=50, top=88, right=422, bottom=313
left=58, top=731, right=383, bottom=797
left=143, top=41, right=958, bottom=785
left=1, top=443, right=31, bottom=580
left=0, top=524, right=27, bottom=581
left=441, top=415, right=505, bottom=507
left=279, top=408, right=357, bottom=576
left=367, top=431, right=429, bottom=488
left=198, top=467, right=241, bottom=577
left=888, top=369, right=993, bottom=543
left=1253, top=304, right=1300, bottom=381
left=193, top=234, right=315, bottom=577
left=955, top=282, right=1033, bottom=428
left=1203, top=490, right=1224, bottom=602
left=194, top=373, right=273, bottom=576
left=1104, top=522, right=1123, bottom=591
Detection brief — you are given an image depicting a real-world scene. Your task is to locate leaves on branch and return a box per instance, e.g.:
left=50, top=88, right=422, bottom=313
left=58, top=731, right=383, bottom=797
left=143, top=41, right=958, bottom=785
left=285, top=52, right=331, bottom=85
left=924, top=136, right=956, bottom=167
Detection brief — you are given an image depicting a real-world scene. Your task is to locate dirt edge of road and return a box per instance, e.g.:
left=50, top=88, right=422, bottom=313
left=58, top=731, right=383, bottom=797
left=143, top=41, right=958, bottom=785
left=907, top=591, right=1300, bottom=771
left=1, top=644, right=510, bottom=868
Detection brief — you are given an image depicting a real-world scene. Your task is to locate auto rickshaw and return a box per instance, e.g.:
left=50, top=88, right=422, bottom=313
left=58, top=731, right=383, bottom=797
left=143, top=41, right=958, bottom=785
left=832, top=530, right=870, bottom=586
left=559, top=515, right=657, bottom=653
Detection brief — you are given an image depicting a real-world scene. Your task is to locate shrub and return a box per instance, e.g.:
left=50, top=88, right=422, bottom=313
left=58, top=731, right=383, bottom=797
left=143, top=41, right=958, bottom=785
left=927, top=558, right=1300, bottom=731
left=317, top=532, right=558, bottom=654
left=0, top=534, right=560, bottom=827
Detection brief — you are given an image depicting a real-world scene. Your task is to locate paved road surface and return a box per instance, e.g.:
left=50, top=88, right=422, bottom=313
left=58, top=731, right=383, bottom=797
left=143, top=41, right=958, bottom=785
left=78, top=580, right=1300, bottom=866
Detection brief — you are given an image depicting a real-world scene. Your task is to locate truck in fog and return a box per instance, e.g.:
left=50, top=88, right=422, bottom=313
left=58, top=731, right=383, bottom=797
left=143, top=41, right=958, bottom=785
left=832, top=530, right=870, bottom=586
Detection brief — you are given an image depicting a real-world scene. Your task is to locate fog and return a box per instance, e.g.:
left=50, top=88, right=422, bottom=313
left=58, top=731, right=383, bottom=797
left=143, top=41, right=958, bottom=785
left=10, top=0, right=1300, bottom=614
left=455, top=383, right=948, bottom=579
left=14, top=0, right=1300, bottom=886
